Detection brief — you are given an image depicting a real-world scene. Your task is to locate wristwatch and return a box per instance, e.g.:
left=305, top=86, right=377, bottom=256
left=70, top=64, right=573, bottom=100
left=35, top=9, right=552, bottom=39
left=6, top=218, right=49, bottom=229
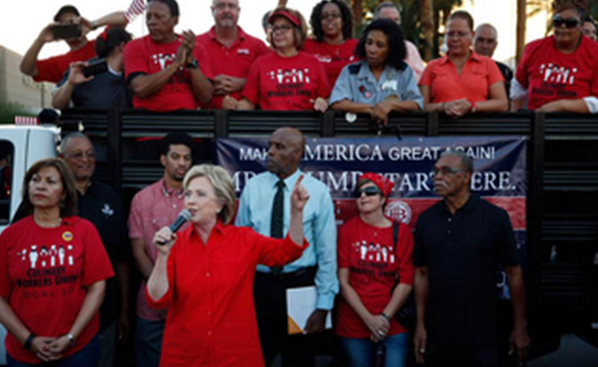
left=66, top=333, right=75, bottom=348
left=186, top=58, right=199, bottom=69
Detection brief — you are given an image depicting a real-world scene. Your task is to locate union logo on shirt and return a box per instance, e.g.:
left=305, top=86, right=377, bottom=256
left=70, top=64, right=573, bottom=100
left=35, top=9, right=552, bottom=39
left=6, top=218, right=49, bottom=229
left=267, top=68, right=311, bottom=85
left=15, top=244, right=75, bottom=269
left=540, top=63, right=578, bottom=85
left=352, top=241, right=395, bottom=264
left=62, top=231, right=73, bottom=242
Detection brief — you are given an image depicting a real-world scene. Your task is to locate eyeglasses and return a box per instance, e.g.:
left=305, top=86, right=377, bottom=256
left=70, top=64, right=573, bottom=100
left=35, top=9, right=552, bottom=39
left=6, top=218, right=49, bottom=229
left=354, top=186, right=382, bottom=198
left=269, top=24, right=293, bottom=33
left=446, top=31, right=471, bottom=39
left=64, top=151, right=95, bottom=160
left=432, top=166, right=465, bottom=176
left=321, top=12, right=341, bottom=20
left=552, top=15, right=581, bottom=29
left=475, top=36, right=496, bottom=45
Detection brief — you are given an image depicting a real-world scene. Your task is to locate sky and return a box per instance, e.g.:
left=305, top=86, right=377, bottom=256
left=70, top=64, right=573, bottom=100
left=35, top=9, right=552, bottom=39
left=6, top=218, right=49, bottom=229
left=0, top=0, right=321, bottom=58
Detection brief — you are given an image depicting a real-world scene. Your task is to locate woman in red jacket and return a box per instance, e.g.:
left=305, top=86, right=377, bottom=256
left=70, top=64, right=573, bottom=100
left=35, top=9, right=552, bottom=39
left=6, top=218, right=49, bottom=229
left=146, top=164, right=310, bottom=367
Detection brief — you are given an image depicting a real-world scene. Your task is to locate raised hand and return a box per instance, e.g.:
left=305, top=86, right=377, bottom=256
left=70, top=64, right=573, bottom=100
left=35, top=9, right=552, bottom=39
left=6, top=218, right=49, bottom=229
left=181, top=30, right=196, bottom=60
left=67, top=61, right=93, bottom=85
left=291, top=174, right=310, bottom=212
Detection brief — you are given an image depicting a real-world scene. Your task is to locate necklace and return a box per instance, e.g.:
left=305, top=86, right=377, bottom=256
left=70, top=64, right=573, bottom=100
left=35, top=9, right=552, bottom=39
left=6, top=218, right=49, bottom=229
left=35, top=217, right=62, bottom=228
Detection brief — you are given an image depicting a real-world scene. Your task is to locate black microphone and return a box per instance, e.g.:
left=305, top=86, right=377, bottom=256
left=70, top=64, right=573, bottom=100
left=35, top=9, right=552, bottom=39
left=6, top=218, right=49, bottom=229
left=157, top=209, right=192, bottom=245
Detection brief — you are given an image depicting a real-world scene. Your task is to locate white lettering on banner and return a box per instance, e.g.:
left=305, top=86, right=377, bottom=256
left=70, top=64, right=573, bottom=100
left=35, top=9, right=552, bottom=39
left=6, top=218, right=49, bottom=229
left=304, top=144, right=384, bottom=162
left=236, top=144, right=496, bottom=163
left=230, top=170, right=515, bottom=194
left=231, top=171, right=257, bottom=191
left=239, top=147, right=268, bottom=161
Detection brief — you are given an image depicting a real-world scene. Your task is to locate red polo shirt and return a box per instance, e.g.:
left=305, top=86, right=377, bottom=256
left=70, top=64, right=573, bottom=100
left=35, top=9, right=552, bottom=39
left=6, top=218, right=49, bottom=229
left=146, top=223, right=308, bottom=367
left=197, top=26, right=271, bottom=109
left=419, top=51, right=504, bottom=103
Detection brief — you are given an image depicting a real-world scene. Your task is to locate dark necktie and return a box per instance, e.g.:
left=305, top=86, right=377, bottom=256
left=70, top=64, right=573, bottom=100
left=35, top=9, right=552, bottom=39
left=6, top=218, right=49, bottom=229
left=270, top=179, right=285, bottom=276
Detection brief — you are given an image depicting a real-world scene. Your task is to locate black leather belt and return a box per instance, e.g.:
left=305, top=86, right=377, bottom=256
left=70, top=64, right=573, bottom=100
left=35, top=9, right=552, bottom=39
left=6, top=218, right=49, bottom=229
left=256, top=266, right=316, bottom=280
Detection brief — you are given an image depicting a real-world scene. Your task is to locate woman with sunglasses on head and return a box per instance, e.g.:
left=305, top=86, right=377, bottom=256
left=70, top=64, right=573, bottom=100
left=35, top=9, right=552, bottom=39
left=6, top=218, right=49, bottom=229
left=223, top=8, right=330, bottom=112
left=512, top=0, right=598, bottom=112
left=303, top=0, right=358, bottom=87
left=336, top=173, right=414, bottom=367
left=419, top=11, right=508, bottom=118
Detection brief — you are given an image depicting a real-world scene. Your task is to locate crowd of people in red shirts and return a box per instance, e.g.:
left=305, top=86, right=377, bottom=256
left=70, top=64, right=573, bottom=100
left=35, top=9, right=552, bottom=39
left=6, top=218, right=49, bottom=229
left=19, top=0, right=598, bottom=119
left=2, top=0, right=596, bottom=366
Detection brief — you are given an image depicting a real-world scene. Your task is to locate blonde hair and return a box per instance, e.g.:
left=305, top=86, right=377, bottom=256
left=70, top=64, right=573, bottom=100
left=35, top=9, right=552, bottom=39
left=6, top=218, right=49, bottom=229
left=183, top=164, right=237, bottom=224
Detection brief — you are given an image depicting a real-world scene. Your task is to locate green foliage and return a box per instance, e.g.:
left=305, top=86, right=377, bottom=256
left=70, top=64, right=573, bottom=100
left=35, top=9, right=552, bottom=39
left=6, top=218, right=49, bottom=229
left=0, top=101, right=34, bottom=125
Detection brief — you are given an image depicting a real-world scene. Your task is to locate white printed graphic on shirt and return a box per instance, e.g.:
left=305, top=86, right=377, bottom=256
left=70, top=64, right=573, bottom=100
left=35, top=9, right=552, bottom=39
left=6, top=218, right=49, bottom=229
left=18, top=244, right=75, bottom=268
left=268, top=68, right=311, bottom=85
left=539, top=63, right=578, bottom=85
left=354, top=241, right=395, bottom=264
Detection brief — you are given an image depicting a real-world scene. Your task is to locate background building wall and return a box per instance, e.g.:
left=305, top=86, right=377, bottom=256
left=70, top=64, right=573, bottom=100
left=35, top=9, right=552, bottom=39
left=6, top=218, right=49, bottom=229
left=0, top=46, right=53, bottom=113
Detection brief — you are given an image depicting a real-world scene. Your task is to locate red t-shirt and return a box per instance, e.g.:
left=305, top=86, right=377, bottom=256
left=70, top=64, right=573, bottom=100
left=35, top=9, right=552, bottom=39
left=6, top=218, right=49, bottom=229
left=0, top=216, right=114, bottom=364
left=419, top=51, right=504, bottom=103
left=302, top=38, right=358, bottom=87
left=336, top=216, right=414, bottom=339
left=242, top=51, right=330, bottom=111
left=196, top=26, right=271, bottom=109
left=146, top=223, right=307, bottom=367
left=515, top=35, right=598, bottom=110
left=124, top=34, right=214, bottom=112
left=34, top=41, right=96, bottom=84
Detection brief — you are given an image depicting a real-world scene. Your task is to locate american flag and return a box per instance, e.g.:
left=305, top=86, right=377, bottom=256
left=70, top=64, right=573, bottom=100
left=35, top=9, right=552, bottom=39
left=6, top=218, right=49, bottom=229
left=14, top=116, right=38, bottom=125
left=125, top=0, right=146, bottom=23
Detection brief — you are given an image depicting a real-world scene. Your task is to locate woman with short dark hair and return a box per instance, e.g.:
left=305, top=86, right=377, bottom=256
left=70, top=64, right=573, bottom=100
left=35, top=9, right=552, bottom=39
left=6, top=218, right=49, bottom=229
left=330, top=19, right=422, bottom=125
left=0, top=158, right=113, bottom=367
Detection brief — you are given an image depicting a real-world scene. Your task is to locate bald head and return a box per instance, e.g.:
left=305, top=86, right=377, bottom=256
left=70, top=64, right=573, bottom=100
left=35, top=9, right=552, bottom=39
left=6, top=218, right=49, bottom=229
left=267, top=127, right=305, bottom=179
left=474, top=23, right=498, bottom=57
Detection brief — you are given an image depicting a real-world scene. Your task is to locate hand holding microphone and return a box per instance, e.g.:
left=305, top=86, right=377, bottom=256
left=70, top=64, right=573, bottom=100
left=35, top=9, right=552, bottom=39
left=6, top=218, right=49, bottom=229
left=153, top=210, right=192, bottom=254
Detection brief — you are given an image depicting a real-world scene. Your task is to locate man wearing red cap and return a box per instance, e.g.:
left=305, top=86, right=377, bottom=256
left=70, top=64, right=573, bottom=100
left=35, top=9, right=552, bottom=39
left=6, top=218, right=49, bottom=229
left=196, top=0, right=271, bottom=109
left=413, top=151, right=529, bottom=367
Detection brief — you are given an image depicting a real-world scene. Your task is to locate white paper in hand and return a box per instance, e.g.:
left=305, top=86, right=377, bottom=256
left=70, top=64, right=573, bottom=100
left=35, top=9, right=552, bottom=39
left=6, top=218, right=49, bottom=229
left=286, top=286, right=332, bottom=335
